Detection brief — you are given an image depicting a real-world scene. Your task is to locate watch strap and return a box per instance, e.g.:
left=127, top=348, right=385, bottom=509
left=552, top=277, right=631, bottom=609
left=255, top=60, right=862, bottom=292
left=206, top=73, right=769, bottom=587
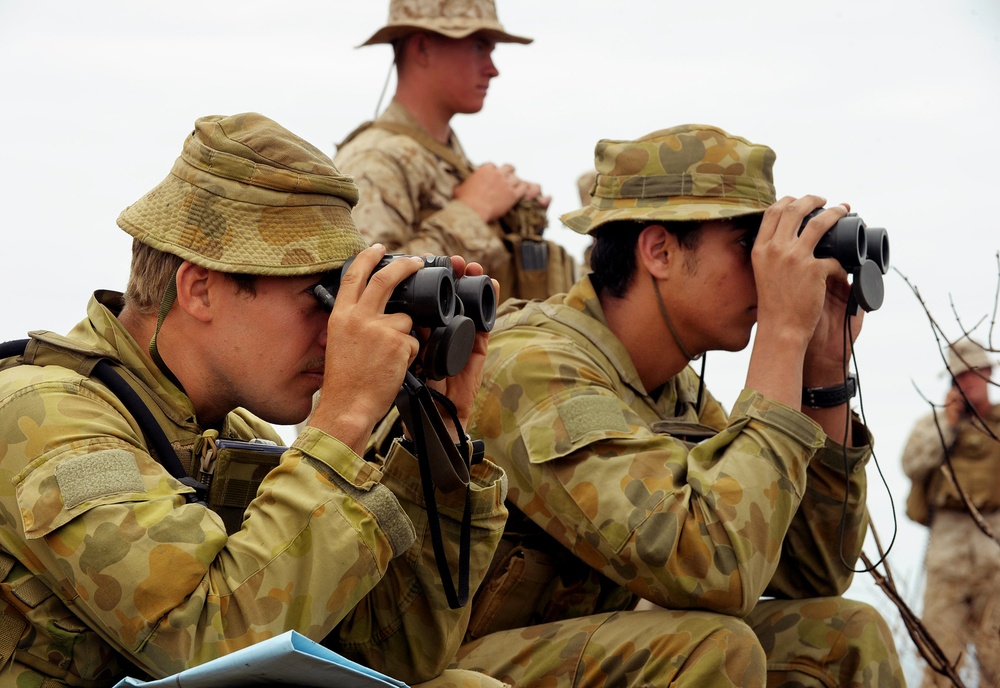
left=802, top=373, right=857, bottom=408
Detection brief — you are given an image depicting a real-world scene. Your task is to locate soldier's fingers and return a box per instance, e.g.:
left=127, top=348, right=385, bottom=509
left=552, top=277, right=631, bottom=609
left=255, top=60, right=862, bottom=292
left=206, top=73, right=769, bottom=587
left=335, top=244, right=387, bottom=304
left=361, top=255, right=424, bottom=315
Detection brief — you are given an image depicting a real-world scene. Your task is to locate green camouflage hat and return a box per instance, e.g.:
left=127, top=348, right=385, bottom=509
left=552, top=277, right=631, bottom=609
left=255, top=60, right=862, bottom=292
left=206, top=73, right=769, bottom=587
left=561, top=124, right=777, bottom=235
left=360, top=0, right=532, bottom=46
left=117, top=113, right=368, bottom=276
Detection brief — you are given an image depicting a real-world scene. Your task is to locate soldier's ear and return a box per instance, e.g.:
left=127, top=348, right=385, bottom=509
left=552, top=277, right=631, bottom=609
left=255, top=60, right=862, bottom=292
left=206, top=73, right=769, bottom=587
left=636, top=224, right=677, bottom=280
left=173, top=262, right=215, bottom=323
left=405, top=31, right=434, bottom=68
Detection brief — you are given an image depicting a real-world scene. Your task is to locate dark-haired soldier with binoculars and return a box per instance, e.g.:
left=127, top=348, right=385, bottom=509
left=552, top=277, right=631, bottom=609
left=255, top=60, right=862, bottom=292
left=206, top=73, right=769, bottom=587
left=451, top=125, right=905, bottom=687
left=0, top=113, right=508, bottom=688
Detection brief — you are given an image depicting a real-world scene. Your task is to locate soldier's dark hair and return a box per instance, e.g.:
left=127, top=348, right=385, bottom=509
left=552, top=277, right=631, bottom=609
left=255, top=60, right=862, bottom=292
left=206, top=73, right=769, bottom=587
left=589, top=221, right=701, bottom=298
left=590, top=215, right=762, bottom=298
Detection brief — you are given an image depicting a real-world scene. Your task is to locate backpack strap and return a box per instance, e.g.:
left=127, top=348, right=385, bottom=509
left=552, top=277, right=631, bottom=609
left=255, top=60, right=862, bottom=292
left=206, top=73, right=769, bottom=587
left=369, top=120, right=475, bottom=179
left=0, top=339, right=207, bottom=504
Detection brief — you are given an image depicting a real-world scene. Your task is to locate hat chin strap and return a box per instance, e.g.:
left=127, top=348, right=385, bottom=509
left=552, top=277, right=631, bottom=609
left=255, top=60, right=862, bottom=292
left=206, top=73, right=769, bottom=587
left=149, top=265, right=185, bottom=391
left=650, top=274, right=708, bottom=413
left=650, top=275, right=701, bottom=363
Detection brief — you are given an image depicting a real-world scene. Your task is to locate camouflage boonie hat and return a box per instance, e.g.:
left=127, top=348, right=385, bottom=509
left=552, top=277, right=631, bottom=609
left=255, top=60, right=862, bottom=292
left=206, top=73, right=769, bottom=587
left=117, top=113, right=368, bottom=276
left=561, top=124, right=777, bottom=235
left=360, top=0, right=532, bottom=46
left=946, top=336, right=995, bottom=376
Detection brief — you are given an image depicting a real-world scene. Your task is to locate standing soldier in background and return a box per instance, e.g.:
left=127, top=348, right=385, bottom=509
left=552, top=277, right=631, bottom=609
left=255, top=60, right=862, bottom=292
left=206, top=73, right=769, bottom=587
left=335, top=0, right=576, bottom=303
left=902, top=336, right=1000, bottom=687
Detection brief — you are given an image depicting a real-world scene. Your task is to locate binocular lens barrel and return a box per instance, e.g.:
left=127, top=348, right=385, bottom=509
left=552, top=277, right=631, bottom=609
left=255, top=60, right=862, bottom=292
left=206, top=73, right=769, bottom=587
left=387, top=268, right=456, bottom=329
left=455, top=275, right=497, bottom=332
left=865, top=227, right=890, bottom=274
left=808, top=211, right=866, bottom=269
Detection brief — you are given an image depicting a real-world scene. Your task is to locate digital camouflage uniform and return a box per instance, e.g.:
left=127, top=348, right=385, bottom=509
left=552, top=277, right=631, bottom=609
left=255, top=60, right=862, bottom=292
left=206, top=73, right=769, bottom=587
left=454, top=126, right=904, bottom=687
left=901, top=339, right=1000, bottom=687
left=336, top=1, right=575, bottom=305
left=0, top=113, right=508, bottom=688
left=334, top=99, right=511, bottom=280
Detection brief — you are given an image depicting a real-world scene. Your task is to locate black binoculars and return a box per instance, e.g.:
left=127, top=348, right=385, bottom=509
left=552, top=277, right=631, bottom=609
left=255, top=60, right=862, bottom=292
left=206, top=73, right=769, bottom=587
left=313, top=254, right=497, bottom=380
left=801, top=209, right=889, bottom=313
left=805, top=210, right=889, bottom=275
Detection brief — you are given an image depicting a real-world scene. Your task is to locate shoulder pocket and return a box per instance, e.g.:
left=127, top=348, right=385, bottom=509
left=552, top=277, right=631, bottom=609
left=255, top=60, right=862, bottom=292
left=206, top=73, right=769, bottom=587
left=520, top=391, right=636, bottom=465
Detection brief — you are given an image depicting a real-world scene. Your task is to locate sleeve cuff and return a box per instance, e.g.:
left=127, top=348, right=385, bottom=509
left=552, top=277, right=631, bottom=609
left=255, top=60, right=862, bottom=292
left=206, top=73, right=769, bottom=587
left=731, top=389, right=827, bottom=451
left=292, top=426, right=384, bottom=490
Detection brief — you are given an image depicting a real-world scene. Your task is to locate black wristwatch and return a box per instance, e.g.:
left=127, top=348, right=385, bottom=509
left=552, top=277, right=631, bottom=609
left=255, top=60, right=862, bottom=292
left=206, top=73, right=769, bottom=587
left=802, top=373, right=857, bottom=408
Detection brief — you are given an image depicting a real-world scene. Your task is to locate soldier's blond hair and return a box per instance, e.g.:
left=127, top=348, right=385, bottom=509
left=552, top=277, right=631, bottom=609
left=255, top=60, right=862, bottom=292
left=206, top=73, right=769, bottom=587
left=124, top=239, right=183, bottom=315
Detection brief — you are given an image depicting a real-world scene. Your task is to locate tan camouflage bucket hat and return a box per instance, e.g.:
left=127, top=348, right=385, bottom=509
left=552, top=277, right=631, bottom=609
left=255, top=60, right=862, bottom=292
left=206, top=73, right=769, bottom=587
left=117, top=113, right=368, bottom=276
left=946, top=336, right=996, bottom=376
left=561, top=124, right=777, bottom=235
left=360, top=0, right=532, bottom=46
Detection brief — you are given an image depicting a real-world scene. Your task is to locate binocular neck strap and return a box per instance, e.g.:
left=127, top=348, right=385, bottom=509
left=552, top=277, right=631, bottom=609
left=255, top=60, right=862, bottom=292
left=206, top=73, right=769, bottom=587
left=396, top=372, right=473, bottom=609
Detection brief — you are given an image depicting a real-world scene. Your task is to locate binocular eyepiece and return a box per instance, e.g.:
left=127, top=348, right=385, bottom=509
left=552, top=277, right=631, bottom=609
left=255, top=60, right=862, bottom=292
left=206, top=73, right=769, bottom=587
left=314, top=254, right=497, bottom=380
left=799, top=209, right=889, bottom=313
left=806, top=210, right=889, bottom=276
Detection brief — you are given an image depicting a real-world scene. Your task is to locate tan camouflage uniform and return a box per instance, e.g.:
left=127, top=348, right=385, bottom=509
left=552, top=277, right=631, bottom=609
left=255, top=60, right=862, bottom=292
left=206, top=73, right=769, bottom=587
left=0, top=113, right=508, bottom=688
left=454, top=125, right=904, bottom=687
left=334, top=99, right=510, bottom=280
left=901, top=339, right=1000, bottom=687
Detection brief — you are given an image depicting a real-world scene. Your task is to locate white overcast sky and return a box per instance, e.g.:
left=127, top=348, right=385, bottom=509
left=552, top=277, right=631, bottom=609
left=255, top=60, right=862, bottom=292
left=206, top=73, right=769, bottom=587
left=2, top=0, right=999, bottom=679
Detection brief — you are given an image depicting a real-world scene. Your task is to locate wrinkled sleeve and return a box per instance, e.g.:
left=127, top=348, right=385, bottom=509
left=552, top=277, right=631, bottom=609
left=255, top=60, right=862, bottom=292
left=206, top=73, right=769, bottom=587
left=328, top=440, right=508, bottom=683
left=335, top=142, right=499, bottom=266
left=471, top=334, right=828, bottom=618
left=764, top=416, right=872, bottom=599
left=901, top=411, right=950, bottom=481
left=0, top=375, right=487, bottom=681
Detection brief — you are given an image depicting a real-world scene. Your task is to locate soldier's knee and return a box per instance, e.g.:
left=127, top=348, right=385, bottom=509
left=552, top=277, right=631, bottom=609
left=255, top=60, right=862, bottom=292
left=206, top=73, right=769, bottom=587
left=704, top=615, right=767, bottom=669
left=831, top=599, right=905, bottom=687
left=667, top=614, right=766, bottom=687
left=839, top=598, right=896, bottom=652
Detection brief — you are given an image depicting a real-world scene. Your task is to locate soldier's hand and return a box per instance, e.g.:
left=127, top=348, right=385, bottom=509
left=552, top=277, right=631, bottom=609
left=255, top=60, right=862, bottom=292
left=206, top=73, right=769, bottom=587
left=945, top=386, right=968, bottom=428
left=308, top=245, right=422, bottom=455
left=455, top=163, right=524, bottom=222
left=753, top=197, right=860, bottom=385
left=416, top=256, right=496, bottom=442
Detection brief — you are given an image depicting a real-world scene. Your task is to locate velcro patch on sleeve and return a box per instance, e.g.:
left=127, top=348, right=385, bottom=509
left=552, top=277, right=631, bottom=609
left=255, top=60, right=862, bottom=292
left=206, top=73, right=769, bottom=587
left=557, top=395, right=630, bottom=442
left=54, top=449, right=146, bottom=509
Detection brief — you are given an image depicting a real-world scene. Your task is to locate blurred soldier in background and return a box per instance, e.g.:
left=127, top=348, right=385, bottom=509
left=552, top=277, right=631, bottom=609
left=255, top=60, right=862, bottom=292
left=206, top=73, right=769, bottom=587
left=454, top=124, right=904, bottom=687
left=335, top=0, right=575, bottom=303
left=902, top=336, right=1000, bottom=687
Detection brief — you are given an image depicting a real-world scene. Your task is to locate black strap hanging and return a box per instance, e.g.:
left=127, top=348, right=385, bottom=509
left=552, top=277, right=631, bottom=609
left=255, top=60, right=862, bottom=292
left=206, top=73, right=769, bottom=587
left=0, top=339, right=206, bottom=503
left=395, top=371, right=475, bottom=609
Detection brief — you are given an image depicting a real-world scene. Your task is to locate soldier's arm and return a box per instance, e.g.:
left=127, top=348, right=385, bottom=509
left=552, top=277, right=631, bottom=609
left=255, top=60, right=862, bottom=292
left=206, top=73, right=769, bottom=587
left=900, top=411, right=951, bottom=481
left=336, top=144, right=501, bottom=266
left=764, top=424, right=872, bottom=598
left=471, top=333, right=825, bottom=617
left=2, top=377, right=416, bottom=679
left=325, top=443, right=507, bottom=683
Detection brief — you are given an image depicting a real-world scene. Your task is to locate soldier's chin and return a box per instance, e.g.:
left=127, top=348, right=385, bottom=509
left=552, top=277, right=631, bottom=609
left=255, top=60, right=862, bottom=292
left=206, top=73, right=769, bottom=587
left=257, top=398, right=314, bottom=427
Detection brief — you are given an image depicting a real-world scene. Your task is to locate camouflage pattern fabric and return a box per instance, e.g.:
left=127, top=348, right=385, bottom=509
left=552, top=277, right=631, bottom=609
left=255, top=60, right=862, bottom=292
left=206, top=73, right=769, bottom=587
left=901, top=408, right=1000, bottom=686
left=334, top=100, right=511, bottom=281
left=560, top=124, right=777, bottom=234
left=118, top=112, right=368, bottom=276
left=454, top=276, right=904, bottom=686
left=360, top=0, right=532, bottom=46
left=0, top=292, right=508, bottom=687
